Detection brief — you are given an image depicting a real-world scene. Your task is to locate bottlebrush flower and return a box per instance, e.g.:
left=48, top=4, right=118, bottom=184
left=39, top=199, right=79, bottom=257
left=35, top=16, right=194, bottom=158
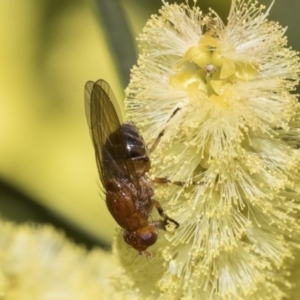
left=0, top=221, right=116, bottom=299
left=118, top=0, right=300, bottom=299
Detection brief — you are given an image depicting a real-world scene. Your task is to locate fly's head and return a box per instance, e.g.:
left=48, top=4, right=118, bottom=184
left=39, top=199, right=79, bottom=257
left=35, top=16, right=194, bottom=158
left=123, top=226, right=158, bottom=255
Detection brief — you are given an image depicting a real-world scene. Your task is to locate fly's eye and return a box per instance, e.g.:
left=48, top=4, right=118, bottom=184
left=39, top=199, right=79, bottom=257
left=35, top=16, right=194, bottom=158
left=138, top=226, right=157, bottom=247
left=123, top=227, right=157, bottom=252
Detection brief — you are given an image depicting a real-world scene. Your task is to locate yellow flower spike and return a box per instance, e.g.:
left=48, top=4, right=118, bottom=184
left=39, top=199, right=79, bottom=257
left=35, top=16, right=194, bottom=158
left=220, top=57, right=236, bottom=79
left=209, top=94, right=230, bottom=109
left=182, top=45, right=211, bottom=69
left=124, top=0, right=300, bottom=299
left=235, top=62, right=259, bottom=81
left=0, top=221, right=116, bottom=299
left=198, top=34, right=220, bottom=50
left=186, top=80, right=208, bottom=102
left=169, top=69, right=205, bottom=91
left=210, top=80, right=233, bottom=97
left=168, top=74, right=182, bottom=89
left=211, top=49, right=224, bottom=67
left=179, top=35, right=221, bottom=70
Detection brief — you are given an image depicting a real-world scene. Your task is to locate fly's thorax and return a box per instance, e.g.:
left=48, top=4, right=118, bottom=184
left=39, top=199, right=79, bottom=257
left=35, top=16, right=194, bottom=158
left=122, top=122, right=151, bottom=176
left=138, top=176, right=154, bottom=202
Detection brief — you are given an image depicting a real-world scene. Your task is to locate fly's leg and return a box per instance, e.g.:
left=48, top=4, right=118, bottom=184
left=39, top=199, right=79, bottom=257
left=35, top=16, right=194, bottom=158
left=149, top=108, right=187, bottom=187
left=149, top=107, right=202, bottom=187
left=149, top=107, right=181, bottom=154
left=149, top=220, right=167, bottom=231
left=151, top=200, right=179, bottom=230
left=153, top=177, right=204, bottom=187
left=153, top=177, right=184, bottom=187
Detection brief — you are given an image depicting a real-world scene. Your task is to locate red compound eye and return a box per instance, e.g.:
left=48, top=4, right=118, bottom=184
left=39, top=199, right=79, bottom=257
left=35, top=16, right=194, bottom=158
left=123, top=226, right=158, bottom=252
left=138, top=226, right=157, bottom=247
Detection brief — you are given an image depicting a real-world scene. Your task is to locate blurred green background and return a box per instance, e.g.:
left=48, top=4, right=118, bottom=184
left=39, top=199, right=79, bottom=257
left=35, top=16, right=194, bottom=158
left=0, top=0, right=299, bottom=250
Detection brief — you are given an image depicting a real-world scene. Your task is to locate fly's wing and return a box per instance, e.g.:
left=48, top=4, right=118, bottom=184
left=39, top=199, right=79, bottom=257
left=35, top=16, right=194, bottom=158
left=84, top=80, right=138, bottom=186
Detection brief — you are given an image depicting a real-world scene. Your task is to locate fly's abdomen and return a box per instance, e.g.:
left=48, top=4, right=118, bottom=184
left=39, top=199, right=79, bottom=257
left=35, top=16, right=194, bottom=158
left=105, top=178, right=148, bottom=230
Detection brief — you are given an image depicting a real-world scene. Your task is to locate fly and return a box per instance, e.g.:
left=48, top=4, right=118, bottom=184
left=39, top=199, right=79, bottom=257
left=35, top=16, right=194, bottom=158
left=85, top=79, right=179, bottom=256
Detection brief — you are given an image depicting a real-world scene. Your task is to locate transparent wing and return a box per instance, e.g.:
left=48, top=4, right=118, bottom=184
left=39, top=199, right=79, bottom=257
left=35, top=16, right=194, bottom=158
left=84, top=80, right=138, bottom=186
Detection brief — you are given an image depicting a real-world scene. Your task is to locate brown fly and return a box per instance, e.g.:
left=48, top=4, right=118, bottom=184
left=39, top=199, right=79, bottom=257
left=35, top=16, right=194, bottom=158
left=85, top=80, right=179, bottom=256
